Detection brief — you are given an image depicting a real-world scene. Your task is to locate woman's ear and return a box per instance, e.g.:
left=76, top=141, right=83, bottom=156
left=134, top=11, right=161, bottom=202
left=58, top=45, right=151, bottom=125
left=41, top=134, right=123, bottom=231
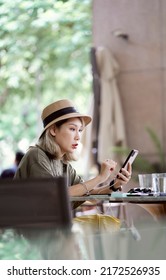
left=49, top=125, right=56, bottom=137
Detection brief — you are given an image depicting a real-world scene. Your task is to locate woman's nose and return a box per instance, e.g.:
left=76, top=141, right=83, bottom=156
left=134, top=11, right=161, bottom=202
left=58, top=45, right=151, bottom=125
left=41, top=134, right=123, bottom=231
left=75, top=132, right=80, bottom=140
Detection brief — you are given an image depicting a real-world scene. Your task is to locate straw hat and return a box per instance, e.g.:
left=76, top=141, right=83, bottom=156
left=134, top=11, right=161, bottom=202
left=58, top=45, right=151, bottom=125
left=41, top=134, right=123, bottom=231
left=39, top=99, right=92, bottom=138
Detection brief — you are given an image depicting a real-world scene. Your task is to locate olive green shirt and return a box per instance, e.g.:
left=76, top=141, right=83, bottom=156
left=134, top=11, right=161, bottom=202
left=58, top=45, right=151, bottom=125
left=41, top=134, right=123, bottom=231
left=14, top=146, right=84, bottom=209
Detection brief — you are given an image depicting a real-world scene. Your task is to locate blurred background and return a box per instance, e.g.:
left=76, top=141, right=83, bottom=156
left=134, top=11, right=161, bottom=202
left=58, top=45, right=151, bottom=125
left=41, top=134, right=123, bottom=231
left=0, top=0, right=92, bottom=172
left=1, top=0, right=166, bottom=260
left=1, top=0, right=166, bottom=180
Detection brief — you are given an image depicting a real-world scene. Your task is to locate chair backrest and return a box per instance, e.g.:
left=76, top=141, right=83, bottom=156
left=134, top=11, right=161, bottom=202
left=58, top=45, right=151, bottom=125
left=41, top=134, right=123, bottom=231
left=0, top=176, right=72, bottom=229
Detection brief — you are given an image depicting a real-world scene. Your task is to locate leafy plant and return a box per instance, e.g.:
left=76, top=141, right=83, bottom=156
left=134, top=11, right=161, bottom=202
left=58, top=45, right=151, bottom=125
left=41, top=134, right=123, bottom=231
left=0, top=0, right=92, bottom=168
left=145, top=126, right=166, bottom=172
left=0, top=229, right=41, bottom=260
left=111, top=126, right=166, bottom=176
left=111, top=146, right=154, bottom=180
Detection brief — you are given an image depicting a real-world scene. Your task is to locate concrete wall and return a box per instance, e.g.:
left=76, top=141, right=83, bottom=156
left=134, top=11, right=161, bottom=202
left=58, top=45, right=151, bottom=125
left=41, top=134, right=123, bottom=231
left=92, top=0, right=166, bottom=170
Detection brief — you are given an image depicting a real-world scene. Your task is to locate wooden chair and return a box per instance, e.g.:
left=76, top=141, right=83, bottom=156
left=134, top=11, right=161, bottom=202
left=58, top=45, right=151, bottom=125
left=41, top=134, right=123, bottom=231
left=0, top=176, right=72, bottom=229
left=0, top=177, right=73, bottom=259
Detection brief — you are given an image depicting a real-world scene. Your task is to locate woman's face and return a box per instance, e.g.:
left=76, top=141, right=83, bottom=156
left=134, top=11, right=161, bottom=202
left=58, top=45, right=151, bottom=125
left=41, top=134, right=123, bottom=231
left=50, top=117, right=84, bottom=156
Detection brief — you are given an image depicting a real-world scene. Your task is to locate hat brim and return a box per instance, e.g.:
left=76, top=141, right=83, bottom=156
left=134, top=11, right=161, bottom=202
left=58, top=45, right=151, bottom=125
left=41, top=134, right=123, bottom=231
left=39, top=113, right=92, bottom=139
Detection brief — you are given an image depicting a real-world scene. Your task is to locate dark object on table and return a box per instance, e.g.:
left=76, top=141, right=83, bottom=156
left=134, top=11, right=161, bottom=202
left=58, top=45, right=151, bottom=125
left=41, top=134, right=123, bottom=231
left=128, top=187, right=152, bottom=194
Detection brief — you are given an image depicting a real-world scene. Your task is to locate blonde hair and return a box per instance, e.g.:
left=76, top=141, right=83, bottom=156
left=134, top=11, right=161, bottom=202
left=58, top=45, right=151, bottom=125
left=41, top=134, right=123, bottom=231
left=37, top=119, right=83, bottom=162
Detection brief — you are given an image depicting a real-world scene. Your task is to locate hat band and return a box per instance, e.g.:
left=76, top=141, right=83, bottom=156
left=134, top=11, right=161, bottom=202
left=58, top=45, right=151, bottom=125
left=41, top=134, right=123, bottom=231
left=43, top=106, right=78, bottom=128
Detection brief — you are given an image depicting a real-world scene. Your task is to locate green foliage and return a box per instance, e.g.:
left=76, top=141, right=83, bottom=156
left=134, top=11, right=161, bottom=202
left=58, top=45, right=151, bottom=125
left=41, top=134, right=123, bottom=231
left=145, top=126, right=166, bottom=171
left=0, top=0, right=92, bottom=167
left=111, top=125, right=166, bottom=177
left=0, top=0, right=92, bottom=102
left=0, top=229, right=41, bottom=260
left=110, top=146, right=153, bottom=178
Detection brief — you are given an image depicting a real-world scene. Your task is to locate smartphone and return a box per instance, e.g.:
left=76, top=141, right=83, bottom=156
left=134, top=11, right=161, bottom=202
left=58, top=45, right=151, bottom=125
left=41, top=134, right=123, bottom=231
left=119, top=149, right=139, bottom=172
left=109, top=149, right=139, bottom=188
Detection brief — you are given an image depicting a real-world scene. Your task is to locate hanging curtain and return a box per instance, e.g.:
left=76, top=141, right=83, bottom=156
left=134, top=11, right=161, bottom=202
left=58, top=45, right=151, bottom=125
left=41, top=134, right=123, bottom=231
left=96, top=46, right=127, bottom=163
left=82, top=46, right=127, bottom=178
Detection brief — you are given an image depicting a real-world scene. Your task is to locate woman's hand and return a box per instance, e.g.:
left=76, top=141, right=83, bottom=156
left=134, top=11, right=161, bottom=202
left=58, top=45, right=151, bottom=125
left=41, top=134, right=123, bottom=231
left=99, top=159, right=117, bottom=183
left=114, top=163, right=132, bottom=189
left=92, top=163, right=132, bottom=195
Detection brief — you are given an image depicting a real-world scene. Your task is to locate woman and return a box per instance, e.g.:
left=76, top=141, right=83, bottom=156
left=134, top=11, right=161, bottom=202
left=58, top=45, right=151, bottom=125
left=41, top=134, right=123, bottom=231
left=14, top=99, right=132, bottom=202
left=14, top=99, right=132, bottom=259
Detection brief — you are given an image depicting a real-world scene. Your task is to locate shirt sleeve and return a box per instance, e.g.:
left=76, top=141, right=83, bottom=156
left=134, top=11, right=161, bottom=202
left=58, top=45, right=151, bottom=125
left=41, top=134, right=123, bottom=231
left=14, top=147, right=55, bottom=179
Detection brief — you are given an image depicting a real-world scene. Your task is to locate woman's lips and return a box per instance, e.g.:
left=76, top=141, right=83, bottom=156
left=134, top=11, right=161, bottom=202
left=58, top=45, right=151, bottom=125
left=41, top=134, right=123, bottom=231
left=72, top=144, right=78, bottom=149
